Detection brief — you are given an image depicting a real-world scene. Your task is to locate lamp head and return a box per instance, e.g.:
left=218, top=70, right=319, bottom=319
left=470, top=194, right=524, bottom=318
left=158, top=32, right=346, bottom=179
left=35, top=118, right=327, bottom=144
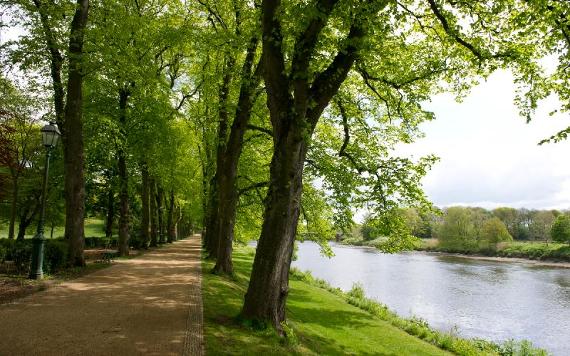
left=41, top=122, right=61, bottom=148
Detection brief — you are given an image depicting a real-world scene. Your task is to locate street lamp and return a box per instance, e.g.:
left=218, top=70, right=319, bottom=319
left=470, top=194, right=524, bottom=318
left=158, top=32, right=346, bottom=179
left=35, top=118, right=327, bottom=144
left=29, top=122, right=61, bottom=279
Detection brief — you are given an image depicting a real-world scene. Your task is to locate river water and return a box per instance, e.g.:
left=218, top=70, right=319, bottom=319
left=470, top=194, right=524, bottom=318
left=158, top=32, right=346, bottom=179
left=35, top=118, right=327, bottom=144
left=292, top=241, right=570, bottom=355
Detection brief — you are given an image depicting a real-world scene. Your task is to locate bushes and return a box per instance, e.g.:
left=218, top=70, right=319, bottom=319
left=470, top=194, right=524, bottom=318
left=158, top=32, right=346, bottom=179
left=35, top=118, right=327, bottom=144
left=417, top=240, right=570, bottom=262
left=43, top=240, right=68, bottom=273
left=0, top=239, right=69, bottom=275
left=1, top=240, right=32, bottom=273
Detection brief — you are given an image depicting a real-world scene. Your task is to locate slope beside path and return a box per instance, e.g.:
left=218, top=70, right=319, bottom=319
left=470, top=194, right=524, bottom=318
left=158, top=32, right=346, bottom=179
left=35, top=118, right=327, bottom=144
left=0, top=235, right=203, bottom=356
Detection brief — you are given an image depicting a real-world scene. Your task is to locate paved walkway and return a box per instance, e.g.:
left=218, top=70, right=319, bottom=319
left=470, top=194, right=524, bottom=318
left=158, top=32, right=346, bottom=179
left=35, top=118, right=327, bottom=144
left=0, top=235, right=203, bottom=356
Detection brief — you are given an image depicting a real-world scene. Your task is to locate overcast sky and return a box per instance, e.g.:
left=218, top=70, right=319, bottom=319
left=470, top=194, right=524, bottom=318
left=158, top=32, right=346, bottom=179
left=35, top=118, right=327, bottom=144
left=397, top=70, right=570, bottom=210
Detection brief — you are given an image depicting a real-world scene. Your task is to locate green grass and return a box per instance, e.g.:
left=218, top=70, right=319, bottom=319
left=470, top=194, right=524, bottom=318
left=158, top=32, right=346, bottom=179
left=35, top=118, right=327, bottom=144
left=203, top=245, right=454, bottom=356
left=0, top=218, right=112, bottom=239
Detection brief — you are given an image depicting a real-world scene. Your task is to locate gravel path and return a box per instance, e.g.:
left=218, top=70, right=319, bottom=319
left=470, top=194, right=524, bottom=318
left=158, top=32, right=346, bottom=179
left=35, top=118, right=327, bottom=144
left=0, top=235, right=203, bottom=356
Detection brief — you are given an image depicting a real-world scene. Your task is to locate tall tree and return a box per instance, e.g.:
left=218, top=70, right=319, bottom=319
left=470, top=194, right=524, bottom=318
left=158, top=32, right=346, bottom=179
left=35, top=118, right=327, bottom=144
left=241, top=0, right=537, bottom=330
left=25, top=0, right=91, bottom=266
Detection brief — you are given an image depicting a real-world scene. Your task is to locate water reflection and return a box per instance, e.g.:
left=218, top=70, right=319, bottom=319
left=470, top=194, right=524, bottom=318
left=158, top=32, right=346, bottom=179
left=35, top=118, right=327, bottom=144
left=292, top=241, right=570, bottom=356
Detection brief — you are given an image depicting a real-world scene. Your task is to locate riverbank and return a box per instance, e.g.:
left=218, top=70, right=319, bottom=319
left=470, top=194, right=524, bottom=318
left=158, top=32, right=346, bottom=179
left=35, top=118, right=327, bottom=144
left=420, top=250, right=570, bottom=268
left=342, top=237, right=570, bottom=265
left=417, top=239, right=570, bottom=264
left=202, top=245, right=546, bottom=355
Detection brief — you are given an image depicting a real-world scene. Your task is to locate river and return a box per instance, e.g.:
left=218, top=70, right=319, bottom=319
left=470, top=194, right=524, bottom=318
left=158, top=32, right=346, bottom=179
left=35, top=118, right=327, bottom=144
left=292, top=241, right=570, bottom=355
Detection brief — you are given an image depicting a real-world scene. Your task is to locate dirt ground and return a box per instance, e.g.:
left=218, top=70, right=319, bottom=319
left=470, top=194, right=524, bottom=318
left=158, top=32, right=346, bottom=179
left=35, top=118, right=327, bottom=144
left=0, top=236, right=203, bottom=356
left=0, top=248, right=139, bottom=305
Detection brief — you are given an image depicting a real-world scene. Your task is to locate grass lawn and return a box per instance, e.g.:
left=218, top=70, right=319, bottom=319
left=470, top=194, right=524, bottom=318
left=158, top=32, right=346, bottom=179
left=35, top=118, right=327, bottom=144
left=0, top=218, right=112, bottom=239
left=202, top=246, right=451, bottom=356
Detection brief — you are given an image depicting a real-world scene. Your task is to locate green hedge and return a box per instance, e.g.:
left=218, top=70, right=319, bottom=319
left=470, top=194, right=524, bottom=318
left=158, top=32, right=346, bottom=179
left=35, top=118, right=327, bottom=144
left=0, top=239, right=67, bottom=274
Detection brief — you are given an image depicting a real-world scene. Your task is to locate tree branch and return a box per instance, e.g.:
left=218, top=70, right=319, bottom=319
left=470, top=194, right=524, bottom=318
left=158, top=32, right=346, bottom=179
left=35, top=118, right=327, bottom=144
left=307, top=23, right=366, bottom=128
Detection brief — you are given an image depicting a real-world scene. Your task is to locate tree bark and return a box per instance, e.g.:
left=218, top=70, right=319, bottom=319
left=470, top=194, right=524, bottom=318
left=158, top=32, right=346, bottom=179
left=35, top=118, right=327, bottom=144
left=63, top=0, right=90, bottom=267
left=213, top=37, right=261, bottom=275
left=16, top=198, right=41, bottom=241
left=167, top=189, right=175, bottom=243
left=175, top=204, right=182, bottom=240
left=8, top=177, right=18, bottom=240
left=204, top=177, right=220, bottom=257
left=141, top=163, right=150, bottom=248
left=117, top=87, right=131, bottom=256
left=157, top=185, right=165, bottom=244
left=105, top=184, right=114, bottom=238
left=16, top=214, right=32, bottom=241
left=33, top=0, right=90, bottom=266
left=241, top=0, right=366, bottom=330
left=149, top=178, right=158, bottom=247
left=240, top=125, right=307, bottom=328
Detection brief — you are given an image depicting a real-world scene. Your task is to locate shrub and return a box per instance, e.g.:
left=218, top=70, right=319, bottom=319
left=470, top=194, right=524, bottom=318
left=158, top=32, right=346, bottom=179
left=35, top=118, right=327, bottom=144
left=0, top=243, right=6, bottom=262
left=129, top=234, right=145, bottom=249
left=84, top=237, right=106, bottom=248
left=2, top=240, right=32, bottom=274
left=0, top=239, right=69, bottom=275
left=551, top=215, right=570, bottom=244
left=43, top=240, right=68, bottom=273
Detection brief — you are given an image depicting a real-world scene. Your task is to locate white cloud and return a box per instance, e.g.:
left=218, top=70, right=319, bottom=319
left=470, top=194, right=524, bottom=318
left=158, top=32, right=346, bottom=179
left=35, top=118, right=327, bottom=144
left=397, top=70, right=570, bottom=210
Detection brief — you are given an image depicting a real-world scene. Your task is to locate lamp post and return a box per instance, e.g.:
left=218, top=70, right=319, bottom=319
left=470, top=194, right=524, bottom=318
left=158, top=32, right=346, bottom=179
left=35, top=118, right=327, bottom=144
left=29, top=122, right=61, bottom=280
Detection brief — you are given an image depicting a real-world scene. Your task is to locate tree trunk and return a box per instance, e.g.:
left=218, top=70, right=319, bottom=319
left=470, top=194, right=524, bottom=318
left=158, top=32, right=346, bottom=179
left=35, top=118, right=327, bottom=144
left=213, top=38, right=260, bottom=274
left=149, top=179, right=158, bottom=247
left=141, top=163, right=150, bottom=248
left=105, top=185, right=114, bottom=238
left=117, top=88, right=130, bottom=256
left=157, top=185, right=165, bottom=244
left=240, top=0, right=364, bottom=330
left=212, top=170, right=237, bottom=275
left=167, top=189, right=175, bottom=243
left=205, top=176, right=220, bottom=258
left=240, top=128, right=307, bottom=330
left=117, top=151, right=129, bottom=255
left=175, top=204, right=182, bottom=240
left=8, top=176, right=18, bottom=240
left=32, top=0, right=90, bottom=265
left=16, top=205, right=32, bottom=241
left=62, top=0, right=90, bottom=267
left=16, top=197, right=41, bottom=241
left=17, top=217, right=30, bottom=241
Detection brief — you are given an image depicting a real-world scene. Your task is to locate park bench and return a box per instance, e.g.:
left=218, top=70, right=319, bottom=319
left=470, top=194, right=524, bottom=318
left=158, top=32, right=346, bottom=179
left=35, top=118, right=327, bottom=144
left=97, top=244, right=118, bottom=264
left=0, top=260, right=15, bottom=274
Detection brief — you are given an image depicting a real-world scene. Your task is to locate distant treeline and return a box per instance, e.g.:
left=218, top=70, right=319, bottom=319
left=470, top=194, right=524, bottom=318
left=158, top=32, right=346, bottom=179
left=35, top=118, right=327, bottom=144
left=360, top=206, right=570, bottom=246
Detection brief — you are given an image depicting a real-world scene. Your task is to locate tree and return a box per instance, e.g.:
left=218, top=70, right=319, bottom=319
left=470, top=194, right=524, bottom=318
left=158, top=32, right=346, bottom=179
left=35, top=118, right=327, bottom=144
left=480, top=217, right=513, bottom=246
left=493, top=207, right=519, bottom=238
left=6, top=0, right=91, bottom=265
left=0, top=77, right=42, bottom=240
left=437, top=207, right=478, bottom=249
left=529, top=210, right=556, bottom=241
left=551, top=214, right=570, bottom=244
left=240, top=0, right=536, bottom=330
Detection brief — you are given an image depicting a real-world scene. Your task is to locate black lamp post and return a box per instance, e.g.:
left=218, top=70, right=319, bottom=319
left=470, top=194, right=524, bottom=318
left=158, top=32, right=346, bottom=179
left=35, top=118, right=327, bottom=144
left=29, top=122, right=61, bottom=280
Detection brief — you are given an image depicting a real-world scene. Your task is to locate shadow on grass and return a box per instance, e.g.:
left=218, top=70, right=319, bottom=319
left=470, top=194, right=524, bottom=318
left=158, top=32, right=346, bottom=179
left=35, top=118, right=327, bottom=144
left=203, top=248, right=405, bottom=355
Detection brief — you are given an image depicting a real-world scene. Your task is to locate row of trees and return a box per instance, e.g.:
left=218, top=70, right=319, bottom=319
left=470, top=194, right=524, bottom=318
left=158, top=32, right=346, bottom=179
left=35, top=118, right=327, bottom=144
left=1, top=0, right=570, bottom=333
left=394, top=206, right=570, bottom=242
left=361, top=206, right=570, bottom=250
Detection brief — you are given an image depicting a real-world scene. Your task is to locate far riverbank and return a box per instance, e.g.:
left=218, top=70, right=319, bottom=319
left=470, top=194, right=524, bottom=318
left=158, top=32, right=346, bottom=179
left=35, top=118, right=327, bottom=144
left=416, top=250, right=570, bottom=268
left=341, top=238, right=570, bottom=266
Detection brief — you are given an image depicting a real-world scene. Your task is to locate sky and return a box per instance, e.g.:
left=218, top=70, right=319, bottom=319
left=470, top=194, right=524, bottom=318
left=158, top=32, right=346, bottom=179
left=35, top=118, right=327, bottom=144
left=397, top=70, right=570, bottom=210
